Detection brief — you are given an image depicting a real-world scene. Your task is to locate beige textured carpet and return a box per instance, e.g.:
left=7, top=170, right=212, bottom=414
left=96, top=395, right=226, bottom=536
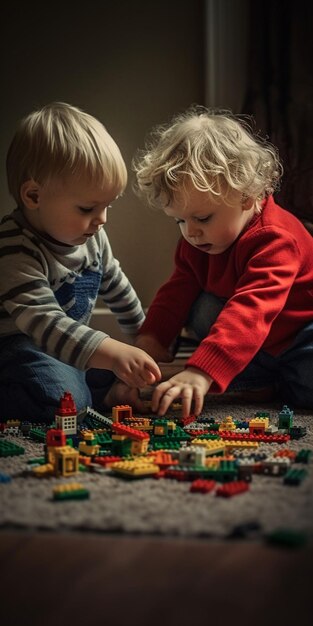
left=0, top=399, right=312, bottom=542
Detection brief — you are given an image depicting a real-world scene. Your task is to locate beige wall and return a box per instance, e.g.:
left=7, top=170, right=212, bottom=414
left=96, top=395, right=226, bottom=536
left=0, top=1, right=205, bottom=309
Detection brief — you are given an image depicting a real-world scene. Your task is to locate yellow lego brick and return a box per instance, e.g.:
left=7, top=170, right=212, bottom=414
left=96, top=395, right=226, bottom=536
left=219, top=416, right=236, bottom=431
left=6, top=419, right=21, bottom=427
left=53, top=482, right=86, bottom=495
left=78, top=441, right=100, bottom=456
left=154, top=426, right=166, bottom=435
left=32, top=463, right=55, bottom=477
left=205, top=455, right=235, bottom=467
left=110, top=459, right=160, bottom=477
left=224, top=440, right=259, bottom=449
left=191, top=439, right=226, bottom=455
left=249, top=417, right=269, bottom=429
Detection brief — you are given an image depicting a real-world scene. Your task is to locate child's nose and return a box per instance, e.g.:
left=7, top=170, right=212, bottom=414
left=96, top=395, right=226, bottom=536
left=186, top=221, right=201, bottom=238
left=92, top=207, right=108, bottom=225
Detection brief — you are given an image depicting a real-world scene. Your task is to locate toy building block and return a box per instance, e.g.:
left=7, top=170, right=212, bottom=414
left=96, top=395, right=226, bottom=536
left=110, top=459, right=160, bottom=478
left=0, top=439, right=25, bottom=457
left=1, top=424, right=19, bottom=436
left=80, top=406, right=113, bottom=429
left=262, top=457, right=291, bottom=476
left=29, top=427, right=47, bottom=443
left=52, top=482, right=89, bottom=500
left=112, top=404, right=133, bottom=423
left=79, top=431, right=101, bottom=457
left=164, top=467, right=196, bottom=481
left=177, top=415, right=197, bottom=427
left=289, top=425, right=307, bottom=439
left=46, top=428, right=66, bottom=448
left=55, top=391, right=77, bottom=435
left=147, top=451, right=177, bottom=468
left=284, top=468, right=308, bottom=486
left=190, top=439, right=226, bottom=456
left=190, top=479, right=216, bottom=493
left=254, top=411, right=270, bottom=419
left=236, top=461, right=253, bottom=482
left=111, top=422, right=150, bottom=455
left=179, top=446, right=206, bottom=467
left=295, top=449, right=312, bottom=464
left=32, top=463, right=55, bottom=477
left=216, top=481, right=249, bottom=497
left=278, top=405, right=294, bottom=430
left=212, top=460, right=238, bottom=483
left=274, top=449, right=297, bottom=460
left=249, top=417, right=269, bottom=434
left=224, top=440, right=259, bottom=451
left=219, top=432, right=289, bottom=444
left=219, top=416, right=236, bottom=432
left=152, top=419, right=171, bottom=437
left=152, top=440, right=182, bottom=451
left=112, top=422, right=149, bottom=440
left=126, top=418, right=153, bottom=432
left=266, top=528, right=308, bottom=548
left=0, top=472, right=12, bottom=483
left=94, top=455, right=122, bottom=467
left=47, top=445, right=79, bottom=477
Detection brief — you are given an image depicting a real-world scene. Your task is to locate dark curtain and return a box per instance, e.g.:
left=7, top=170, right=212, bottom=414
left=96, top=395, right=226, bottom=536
left=243, top=0, right=313, bottom=233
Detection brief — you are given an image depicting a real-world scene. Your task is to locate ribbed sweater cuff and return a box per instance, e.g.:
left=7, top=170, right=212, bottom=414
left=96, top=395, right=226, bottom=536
left=187, top=343, right=238, bottom=393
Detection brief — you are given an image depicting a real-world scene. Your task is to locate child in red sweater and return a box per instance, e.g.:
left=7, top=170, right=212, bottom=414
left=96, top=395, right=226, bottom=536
left=133, top=107, right=313, bottom=417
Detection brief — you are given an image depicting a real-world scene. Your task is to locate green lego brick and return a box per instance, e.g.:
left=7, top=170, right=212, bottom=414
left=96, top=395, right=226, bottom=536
left=295, top=449, right=312, bottom=464
left=29, top=428, right=46, bottom=442
left=53, top=486, right=90, bottom=500
left=27, top=457, right=46, bottom=465
left=0, top=439, right=25, bottom=457
left=284, top=468, right=308, bottom=485
left=266, top=528, right=309, bottom=548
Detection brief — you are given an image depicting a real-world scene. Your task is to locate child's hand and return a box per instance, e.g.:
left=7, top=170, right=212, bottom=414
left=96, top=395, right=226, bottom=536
left=151, top=367, right=213, bottom=418
left=88, top=338, right=162, bottom=388
left=135, top=334, right=173, bottom=363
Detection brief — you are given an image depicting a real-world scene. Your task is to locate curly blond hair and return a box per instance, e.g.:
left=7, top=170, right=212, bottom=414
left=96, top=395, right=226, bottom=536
left=7, top=102, right=127, bottom=207
left=133, top=106, right=282, bottom=209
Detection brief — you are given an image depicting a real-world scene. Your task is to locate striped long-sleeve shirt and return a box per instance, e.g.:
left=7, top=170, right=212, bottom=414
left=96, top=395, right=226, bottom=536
left=0, top=208, right=145, bottom=369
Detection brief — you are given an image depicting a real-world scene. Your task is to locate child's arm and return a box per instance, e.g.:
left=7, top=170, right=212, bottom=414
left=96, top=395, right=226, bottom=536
left=86, top=337, right=161, bottom=387
left=135, top=334, right=174, bottom=363
left=151, top=367, right=213, bottom=418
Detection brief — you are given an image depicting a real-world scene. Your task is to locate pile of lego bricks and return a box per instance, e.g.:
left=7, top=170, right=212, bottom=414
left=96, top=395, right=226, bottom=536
left=0, top=398, right=312, bottom=544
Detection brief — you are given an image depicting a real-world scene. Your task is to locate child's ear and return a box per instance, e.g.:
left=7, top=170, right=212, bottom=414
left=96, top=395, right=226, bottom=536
left=242, top=196, right=254, bottom=211
left=20, top=179, right=40, bottom=209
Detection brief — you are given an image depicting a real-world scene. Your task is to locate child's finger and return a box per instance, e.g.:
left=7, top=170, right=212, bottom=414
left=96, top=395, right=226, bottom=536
left=181, top=387, right=193, bottom=418
left=157, top=384, right=181, bottom=416
left=193, top=389, right=204, bottom=416
left=145, top=361, right=162, bottom=381
left=151, top=381, right=170, bottom=412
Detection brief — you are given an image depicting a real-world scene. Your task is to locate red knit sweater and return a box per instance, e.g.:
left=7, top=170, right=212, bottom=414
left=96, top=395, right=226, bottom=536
left=139, top=196, right=313, bottom=392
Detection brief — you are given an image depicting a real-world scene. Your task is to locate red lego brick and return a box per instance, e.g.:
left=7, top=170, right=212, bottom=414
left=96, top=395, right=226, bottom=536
left=112, top=422, right=149, bottom=440
left=216, top=481, right=250, bottom=497
left=190, top=479, right=216, bottom=493
left=94, top=456, right=122, bottom=467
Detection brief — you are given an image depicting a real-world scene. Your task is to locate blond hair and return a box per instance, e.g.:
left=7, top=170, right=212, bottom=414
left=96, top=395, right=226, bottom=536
left=7, top=102, right=127, bottom=206
left=133, top=106, right=282, bottom=208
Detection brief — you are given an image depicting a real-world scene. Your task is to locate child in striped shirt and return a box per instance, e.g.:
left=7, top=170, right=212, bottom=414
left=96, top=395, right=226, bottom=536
left=0, top=102, right=160, bottom=421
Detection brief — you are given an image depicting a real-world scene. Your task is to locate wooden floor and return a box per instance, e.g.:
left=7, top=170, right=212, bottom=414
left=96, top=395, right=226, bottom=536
left=0, top=531, right=312, bottom=626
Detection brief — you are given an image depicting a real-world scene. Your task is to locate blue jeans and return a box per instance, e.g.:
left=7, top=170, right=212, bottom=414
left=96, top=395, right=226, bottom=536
left=186, top=292, right=313, bottom=409
left=0, top=335, right=115, bottom=422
